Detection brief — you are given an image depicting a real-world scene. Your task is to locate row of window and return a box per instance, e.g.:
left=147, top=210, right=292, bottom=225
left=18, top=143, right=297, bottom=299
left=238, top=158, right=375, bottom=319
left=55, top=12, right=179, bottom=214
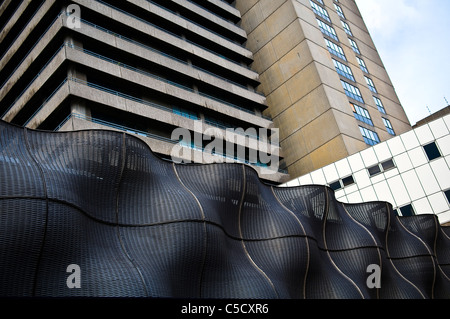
left=310, top=0, right=396, bottom=145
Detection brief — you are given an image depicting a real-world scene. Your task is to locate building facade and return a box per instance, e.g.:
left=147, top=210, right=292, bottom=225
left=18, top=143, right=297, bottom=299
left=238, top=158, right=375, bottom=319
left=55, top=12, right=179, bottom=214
left=283, top=113, right=450, bottom=225
left=0, top=0, right=288, bottom=183
left=236, top=0, right=412, bottom=179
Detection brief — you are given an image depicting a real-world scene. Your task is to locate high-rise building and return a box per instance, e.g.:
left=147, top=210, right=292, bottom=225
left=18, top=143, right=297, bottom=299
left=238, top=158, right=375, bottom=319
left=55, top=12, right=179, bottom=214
left=0, top=0, right=288, bottom=183
left=236, top=0, right=412, bottom=179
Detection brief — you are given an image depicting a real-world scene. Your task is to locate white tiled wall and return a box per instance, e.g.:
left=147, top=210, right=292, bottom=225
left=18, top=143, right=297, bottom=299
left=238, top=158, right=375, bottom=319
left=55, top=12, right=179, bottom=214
left=283, top=114, right=450, bottom=225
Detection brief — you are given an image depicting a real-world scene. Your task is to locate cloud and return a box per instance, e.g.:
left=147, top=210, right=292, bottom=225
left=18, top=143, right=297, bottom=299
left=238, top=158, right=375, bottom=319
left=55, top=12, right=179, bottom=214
left=356, top=0, right=422, bottom=39
left=355, top=0, right=450, bottom=124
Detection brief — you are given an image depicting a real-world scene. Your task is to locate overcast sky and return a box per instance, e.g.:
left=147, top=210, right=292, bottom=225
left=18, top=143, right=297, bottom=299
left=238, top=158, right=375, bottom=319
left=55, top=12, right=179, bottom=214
left=355, top=0, right=450, bottom=125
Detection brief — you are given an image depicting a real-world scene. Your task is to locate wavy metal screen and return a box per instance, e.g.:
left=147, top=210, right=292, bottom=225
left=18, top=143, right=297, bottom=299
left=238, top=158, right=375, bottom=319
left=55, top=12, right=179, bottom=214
left=0, top=120, right=449, bottom=299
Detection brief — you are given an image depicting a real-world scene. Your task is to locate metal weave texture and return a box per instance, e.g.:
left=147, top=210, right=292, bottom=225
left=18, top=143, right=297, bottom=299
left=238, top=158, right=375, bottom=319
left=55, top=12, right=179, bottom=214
left=0, top=120, right=449, bottom=299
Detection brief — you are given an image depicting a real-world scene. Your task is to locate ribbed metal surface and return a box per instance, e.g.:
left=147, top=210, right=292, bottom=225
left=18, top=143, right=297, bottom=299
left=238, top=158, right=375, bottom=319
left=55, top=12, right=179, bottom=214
left=0, top=120, right=449, bottom=299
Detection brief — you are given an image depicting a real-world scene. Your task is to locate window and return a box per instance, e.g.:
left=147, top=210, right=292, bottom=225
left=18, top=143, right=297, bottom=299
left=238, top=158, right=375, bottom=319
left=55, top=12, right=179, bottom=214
left=310, top=0, right=331, bottom=22
left=330, top=181, right=342, bottom=191
left=342, top=175, right=355, bottom=187
left=373, top=96, right=386, bottom=114
left=341, top=80, right=364, bottom=103
left=328, top=175, right=355, bottom=191
left=325, top=38, right=346, bottom=61
left=397, top=204, right=415, bottom=217
left=173, top=106, right=198, bottom=120
left=333, top=59, right=354, bottom=81
left=382, top=118, right=395, bottom=136
left=423, top=142, right=442, bottom=161
left=317, top=19, right=339, bottom=41
left=351, top=103, right=373, bottom=126
left=334, top=4, right=345, bottom=19
left=359, top=126, right=380, bottom=146
left=381, top=159, right=396, bottom=171
left=368, top=165, right=381, bottom=177
left=365, top=76, right=377, bottom=93
left=349, top=38, right=360, bottom=54
left=356, top=57, right=368, bottom=73
left=445, top=189, right=450, bottom=204
left=368, top=159, right=396, bottom=177
left=341, top=20, right=352, bottom=36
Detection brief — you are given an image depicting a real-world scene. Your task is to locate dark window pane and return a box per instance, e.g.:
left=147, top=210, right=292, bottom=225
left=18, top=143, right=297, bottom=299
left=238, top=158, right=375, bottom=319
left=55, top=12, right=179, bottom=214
left=368, top=165, right=381, bottom=176
left=424, top=142, right=441, bottom=161
left=445, top=190, right=450, bottom=204
left=400, top=204, right=415, bottom=217
left=330, top=181, right=342, bottom=191
left=342, top=175, right=355, bottom=187
left=381, top=159, right=395, bottom=171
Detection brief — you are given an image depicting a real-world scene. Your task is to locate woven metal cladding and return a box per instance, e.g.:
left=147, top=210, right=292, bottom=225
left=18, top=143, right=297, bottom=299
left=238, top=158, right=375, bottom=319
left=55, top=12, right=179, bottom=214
left=0, top=120, right=449, bottom=299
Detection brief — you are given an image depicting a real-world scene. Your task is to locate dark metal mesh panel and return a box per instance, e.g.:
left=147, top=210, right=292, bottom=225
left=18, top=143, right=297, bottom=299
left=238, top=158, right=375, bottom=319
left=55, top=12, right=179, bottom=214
left=0, top=120, right=449, bottom=299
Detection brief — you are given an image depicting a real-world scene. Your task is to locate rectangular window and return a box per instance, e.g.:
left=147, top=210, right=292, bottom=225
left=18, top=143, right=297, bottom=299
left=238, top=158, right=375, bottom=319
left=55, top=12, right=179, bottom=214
left=373, top=96, right=386, bottom=114
left=341, top=20, right=353, bottom=36
left=335, top=4, right=346, bottom=19
left=351, top=103, right=373, bottom=126
left=445, top=189, right=450, bottom=204
left=368, top=165, right=382, bottom=177
left=325, top=38, right=347, bottom=61
left=359, top=126, right=380, bottom=146
left=356, top=57, right=368, bottom=73
left=382, top=118, right=395, bottom=136
left=365, top=76, right=377, bottom=93
left=423, top=142, right=442, bottom=161
left=173, top=106, right=198, bottom=120
left=333, top=59, right=354, bottom=81
left=341, top=80, right=364, bottom=103
left=310, top=1, right=331, bottom=22
left=317, top=19, right=339, bottom=41
left=381, top=159, right=396, bottom=171
left=342, top=175, right=355, bottom=187
left=398, top=204, right=415, bottom=217
left=349, top=38, right=360, bottom=54
left=368, top=159, right=396, bottom=177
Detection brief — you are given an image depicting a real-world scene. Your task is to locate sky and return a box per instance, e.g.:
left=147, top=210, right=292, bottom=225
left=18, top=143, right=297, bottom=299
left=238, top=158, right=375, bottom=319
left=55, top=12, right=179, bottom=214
left=355, top=0, right=450, bottom=125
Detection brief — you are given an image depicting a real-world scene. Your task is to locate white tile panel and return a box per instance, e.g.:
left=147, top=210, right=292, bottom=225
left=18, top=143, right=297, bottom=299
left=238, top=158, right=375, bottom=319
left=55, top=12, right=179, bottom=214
left=322, top=164, right=339, bottom=183
left=346, top=191, right=363, bottom=204
left=383, top=168, right=399, bottom=179
left=430, top=158, right=450, bottom=190
left=373, top=142, right=392, bottom=162
left=387, top=135, right=406, bottom=156
left=344, top=184, right=358, bottom=195
left=401, top=170, right=426, bottom=201
left=373, top=181, right=395, bottom=207
left=298, top=174, right=313, bottom=186
left=360, top=186, right=378, bottom=202
left=407, top=147, right=428, bottom=168
left=335, top=159, right=352, bottom=178
left=443, top=114, right=450, bottom=131
left=428, top=192, right=449, bottom=214
left=429, top=118, right=449, bottom=139
left=347, top=153, right=365, bottom=172
left=412, top=198, right=433, bottom=215
left=394, top=152, right=413, bottom=173
left=436, top=135, right=450, bottom=156
left=415, top=165, right=441, bottom=196
left=437, top=210, right=450, bottom=225
left=400, top=130, right=420, bottom=150
left=311, top=169, right=326, bottom=185
left=414, top=124, right=435, bottom=145
left=371, top=173, right=386, bottom=184
left=354, top=169, right=371, bottom=189
left=335, top=189, right=346, bottom=200
left=360, top=147, right=378, bottom=167
left=387, top=175, right=410, bottom=207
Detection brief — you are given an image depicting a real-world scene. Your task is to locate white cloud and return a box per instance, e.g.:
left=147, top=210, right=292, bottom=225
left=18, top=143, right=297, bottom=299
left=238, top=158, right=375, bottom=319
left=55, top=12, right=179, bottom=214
left=355, top=0, right=450, bottom=125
